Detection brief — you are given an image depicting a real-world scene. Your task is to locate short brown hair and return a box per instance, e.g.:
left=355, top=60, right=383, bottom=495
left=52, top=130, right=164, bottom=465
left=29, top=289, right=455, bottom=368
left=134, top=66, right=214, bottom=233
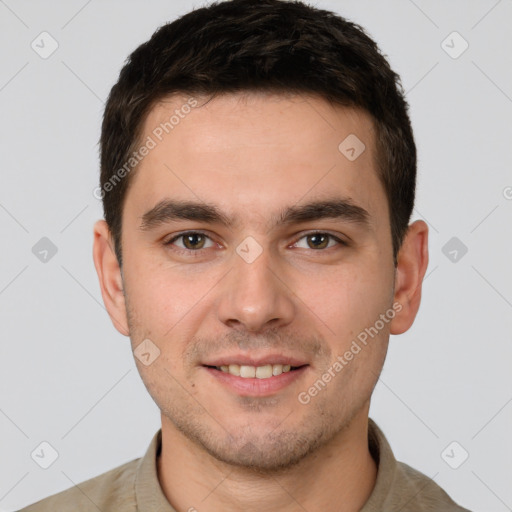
left=99, top=0, right=416, bottom=267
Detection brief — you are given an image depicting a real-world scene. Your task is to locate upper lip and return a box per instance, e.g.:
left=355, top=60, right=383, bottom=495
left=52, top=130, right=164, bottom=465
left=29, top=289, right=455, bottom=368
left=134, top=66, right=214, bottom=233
left=202, top=354, right=309, bottom=367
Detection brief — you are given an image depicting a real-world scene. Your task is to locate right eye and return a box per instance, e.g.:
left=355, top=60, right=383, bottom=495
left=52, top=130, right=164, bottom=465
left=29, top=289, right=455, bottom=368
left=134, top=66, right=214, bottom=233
left=163, top=231, right=217, bottom=254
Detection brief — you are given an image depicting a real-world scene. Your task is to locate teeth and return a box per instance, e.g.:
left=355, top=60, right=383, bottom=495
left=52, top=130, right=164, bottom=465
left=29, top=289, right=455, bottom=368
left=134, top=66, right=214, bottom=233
left=228, top=364, right=240, bottom=376
left=217, top=363, right=295, bottom=379
left=240, top=365, right=256, bottom=378
left=272, top=364, right=283, bottom=376
left=256, top=365, right=272, bottom=379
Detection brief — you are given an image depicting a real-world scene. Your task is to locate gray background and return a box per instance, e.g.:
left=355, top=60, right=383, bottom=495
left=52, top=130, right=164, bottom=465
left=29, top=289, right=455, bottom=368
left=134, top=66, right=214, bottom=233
left=1, top=0, right=511, bottom=510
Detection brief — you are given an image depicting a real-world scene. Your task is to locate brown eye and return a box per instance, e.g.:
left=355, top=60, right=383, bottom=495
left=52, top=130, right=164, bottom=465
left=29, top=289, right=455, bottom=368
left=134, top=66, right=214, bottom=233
left=165, top=232, right=214, bottom=251
left=294, top=232, right=345, bottom=251
left=182, top=233, right=206, bottom=250
left=306, top=233, right=330, bottom=249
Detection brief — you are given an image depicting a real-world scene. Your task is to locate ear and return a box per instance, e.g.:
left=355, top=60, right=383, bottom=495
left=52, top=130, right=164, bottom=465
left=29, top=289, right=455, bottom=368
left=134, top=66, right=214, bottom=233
left=389, top=219, right=429, bottom=335
left=92, top=219, right=130, bottom=336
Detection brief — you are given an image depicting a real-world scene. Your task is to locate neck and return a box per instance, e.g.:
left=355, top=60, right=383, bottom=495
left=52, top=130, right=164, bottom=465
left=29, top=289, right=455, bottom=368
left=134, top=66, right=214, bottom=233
left=157, top=408, right=377, bottom=512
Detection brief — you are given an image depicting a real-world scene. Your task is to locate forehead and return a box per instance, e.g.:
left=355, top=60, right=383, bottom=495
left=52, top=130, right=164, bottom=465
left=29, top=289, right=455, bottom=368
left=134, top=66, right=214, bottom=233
left=124, top=92, right=387, bottom=233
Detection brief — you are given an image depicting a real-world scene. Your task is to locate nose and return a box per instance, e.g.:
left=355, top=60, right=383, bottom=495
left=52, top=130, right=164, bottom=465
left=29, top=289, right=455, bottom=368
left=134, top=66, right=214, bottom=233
left=216, top=244, right=296, bottom=333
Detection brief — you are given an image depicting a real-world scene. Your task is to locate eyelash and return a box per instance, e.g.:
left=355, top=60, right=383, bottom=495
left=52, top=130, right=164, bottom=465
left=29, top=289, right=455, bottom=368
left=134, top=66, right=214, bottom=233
left=163, top=230, right=348, bottom=256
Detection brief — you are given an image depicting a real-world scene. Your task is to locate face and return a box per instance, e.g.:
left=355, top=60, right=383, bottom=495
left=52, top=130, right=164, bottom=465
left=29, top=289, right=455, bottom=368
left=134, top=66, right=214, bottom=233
left=98, top=92, right=413, bottom=471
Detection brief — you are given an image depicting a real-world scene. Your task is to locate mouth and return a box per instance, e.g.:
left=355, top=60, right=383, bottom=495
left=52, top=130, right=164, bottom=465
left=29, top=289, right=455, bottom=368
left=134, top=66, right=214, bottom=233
left=203, top=363, right=307, bottom=379
left=201, top=361, right=310, bottom=397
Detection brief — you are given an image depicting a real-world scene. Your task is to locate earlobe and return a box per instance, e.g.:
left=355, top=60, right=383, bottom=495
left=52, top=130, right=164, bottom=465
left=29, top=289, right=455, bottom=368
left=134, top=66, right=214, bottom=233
left=389, top=220, right=429, bottom=335
left=92, top=220, right=130, bottom=336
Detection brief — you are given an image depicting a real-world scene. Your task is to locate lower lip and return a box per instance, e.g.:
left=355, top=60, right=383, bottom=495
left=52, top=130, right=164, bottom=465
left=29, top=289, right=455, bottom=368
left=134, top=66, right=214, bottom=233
left=203, top=366, right=309, bottom=396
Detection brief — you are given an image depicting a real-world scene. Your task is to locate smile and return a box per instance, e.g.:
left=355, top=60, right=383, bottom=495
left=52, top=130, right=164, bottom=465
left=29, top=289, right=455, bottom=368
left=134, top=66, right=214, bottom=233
left=203, top=363, right=309, bottom=396
left=212, top=363, right=302, bottom=379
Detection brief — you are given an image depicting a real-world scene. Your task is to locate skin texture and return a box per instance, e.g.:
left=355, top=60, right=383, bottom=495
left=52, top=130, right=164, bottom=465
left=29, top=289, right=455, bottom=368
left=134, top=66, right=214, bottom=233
left=93, top=92, right=429, bottom=512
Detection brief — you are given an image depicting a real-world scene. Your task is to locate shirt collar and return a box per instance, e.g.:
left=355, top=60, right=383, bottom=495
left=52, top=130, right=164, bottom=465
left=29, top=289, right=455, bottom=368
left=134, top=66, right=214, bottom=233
left=360, top=418, right=398, bottom=511
left=135, top=428, right=177, bottom=511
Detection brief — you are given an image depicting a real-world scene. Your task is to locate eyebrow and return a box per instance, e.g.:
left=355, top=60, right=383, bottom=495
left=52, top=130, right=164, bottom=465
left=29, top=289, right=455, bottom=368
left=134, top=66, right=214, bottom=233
left=139, top=197, right=372, bottom=232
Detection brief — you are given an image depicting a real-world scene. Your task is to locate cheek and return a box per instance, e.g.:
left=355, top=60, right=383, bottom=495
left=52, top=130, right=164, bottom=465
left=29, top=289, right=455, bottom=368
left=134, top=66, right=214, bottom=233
left=124, top=256, right=225, bottom=360
left=125, top=258, right=194, bottom=324
left=301, top=260, right=392, bottom=337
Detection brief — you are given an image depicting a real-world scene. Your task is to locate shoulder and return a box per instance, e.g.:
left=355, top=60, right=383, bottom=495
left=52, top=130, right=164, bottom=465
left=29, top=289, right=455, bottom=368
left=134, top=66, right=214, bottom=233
left=365, top=419, right=472, bottom=512
left=18, top=457, right=140, bottom=512
left=394, top=460, right=472, bottom=512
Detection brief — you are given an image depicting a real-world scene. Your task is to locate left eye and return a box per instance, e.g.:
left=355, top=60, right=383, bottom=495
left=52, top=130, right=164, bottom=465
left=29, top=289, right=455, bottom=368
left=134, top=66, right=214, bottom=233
left=293, top=232, right=345, bottom=250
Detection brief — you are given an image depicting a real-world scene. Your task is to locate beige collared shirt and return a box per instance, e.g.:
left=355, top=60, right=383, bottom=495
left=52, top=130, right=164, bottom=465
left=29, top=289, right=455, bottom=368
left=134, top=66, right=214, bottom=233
left=19, top=418, right=472, bottom=511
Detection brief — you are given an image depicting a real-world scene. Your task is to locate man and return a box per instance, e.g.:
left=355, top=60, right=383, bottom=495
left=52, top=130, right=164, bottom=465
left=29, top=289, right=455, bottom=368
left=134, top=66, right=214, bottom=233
left=20, top=0, right=471, bottom=510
